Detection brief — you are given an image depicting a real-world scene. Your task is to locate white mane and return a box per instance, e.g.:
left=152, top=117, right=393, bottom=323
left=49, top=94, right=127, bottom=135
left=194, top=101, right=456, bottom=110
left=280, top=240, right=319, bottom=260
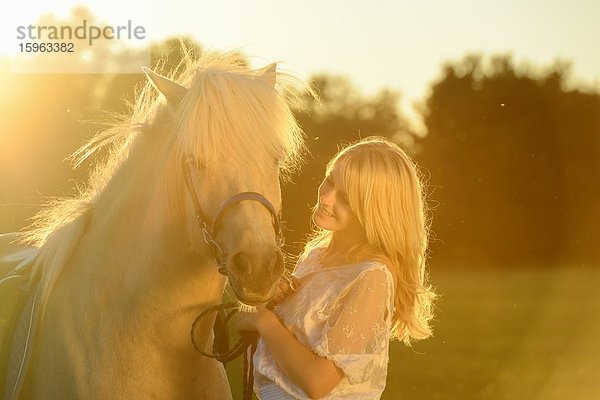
left=20, top=49, right=310, bottom=314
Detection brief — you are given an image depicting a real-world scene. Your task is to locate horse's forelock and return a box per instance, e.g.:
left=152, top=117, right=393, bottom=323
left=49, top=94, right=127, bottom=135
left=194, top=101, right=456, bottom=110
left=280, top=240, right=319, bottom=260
left=170, top=57, right=306, bottom=177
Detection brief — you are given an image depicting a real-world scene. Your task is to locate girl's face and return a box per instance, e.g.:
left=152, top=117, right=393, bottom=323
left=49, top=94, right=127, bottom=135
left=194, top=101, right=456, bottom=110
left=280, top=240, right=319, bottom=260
left=313, top=164, right=364, bottom=237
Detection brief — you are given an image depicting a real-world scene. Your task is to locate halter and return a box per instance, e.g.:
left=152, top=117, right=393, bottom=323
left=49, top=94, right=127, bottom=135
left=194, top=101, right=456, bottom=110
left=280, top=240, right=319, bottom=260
left=182, top=158, right=285, bottom=275
left=183, top=158, right=285, bottom=400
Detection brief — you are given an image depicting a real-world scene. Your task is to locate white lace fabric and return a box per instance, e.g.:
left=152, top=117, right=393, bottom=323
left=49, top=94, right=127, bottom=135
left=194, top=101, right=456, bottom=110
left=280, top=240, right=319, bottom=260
left=254, top=248, right=395, bottom=399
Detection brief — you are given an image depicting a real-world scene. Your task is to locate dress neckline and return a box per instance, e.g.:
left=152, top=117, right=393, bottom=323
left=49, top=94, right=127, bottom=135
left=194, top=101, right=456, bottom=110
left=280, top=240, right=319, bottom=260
left=307, top=246, right=387, bottom=274
left=315, top=246, right=376, bottom=270
left=297, top=246, right=395, bottom=285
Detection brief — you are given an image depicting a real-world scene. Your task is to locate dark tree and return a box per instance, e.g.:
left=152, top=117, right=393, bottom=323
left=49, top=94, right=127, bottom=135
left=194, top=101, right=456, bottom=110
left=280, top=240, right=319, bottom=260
left=417, top=55, right=600, bottom=267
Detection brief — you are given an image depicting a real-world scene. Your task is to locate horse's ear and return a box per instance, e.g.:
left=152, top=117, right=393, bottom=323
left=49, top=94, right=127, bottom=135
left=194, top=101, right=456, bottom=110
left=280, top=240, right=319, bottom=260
left=142, top=67, right=187, bottom=106
left=256, top=63, right=277, bottom=87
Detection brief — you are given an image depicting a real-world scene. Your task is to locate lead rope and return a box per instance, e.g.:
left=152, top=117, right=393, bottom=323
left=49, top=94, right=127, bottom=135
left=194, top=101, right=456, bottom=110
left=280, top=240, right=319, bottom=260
left=243, top=336, right=258, bottom=400
left=191, top=303, right=259, bottom=400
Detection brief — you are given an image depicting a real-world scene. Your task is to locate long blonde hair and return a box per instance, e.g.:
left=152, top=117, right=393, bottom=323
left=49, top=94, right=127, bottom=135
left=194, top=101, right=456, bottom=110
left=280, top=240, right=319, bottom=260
left=302, top=137, right=435, bottom=344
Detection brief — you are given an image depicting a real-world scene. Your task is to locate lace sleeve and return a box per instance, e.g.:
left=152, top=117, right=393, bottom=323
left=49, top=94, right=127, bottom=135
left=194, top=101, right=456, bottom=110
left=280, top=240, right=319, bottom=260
left=313, top=267, right=393, bottom=385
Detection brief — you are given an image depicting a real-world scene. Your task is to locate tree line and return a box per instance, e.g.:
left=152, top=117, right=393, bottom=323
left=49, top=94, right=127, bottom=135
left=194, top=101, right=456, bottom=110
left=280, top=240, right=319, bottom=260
left=1, top=36, right=598, bottom=268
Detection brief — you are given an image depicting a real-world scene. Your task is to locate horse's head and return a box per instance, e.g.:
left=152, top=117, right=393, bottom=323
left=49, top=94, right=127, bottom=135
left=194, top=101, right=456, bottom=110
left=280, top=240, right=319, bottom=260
left=144, top=56, right=305, bottom=305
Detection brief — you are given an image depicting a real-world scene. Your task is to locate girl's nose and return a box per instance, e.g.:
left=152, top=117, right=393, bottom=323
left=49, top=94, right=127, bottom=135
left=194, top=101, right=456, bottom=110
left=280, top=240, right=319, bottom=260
left=320, top=190, right=334, bottom=205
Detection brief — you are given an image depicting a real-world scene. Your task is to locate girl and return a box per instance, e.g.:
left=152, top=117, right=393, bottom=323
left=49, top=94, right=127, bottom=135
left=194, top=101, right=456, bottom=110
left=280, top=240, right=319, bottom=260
left=236, top=137, right=436, bottom=399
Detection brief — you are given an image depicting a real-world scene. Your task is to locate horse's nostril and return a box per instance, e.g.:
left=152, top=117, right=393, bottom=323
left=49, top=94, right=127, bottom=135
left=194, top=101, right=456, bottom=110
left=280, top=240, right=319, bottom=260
left=230, top=252, right=250, bottom=276
left=228, top=249, right=285, bottom=303
left=229, top=250, right=284, bottom=279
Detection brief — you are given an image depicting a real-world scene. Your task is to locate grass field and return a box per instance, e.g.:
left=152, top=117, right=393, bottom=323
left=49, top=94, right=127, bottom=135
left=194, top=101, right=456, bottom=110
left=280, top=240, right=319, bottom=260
left=226, top=266, right=600, bottom=399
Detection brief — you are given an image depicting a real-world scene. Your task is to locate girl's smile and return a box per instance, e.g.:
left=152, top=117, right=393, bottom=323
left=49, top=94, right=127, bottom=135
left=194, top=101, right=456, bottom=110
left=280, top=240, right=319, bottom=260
left=312, top=165, right=366, bottom=244
left=316, top=204, right=335, bottom=218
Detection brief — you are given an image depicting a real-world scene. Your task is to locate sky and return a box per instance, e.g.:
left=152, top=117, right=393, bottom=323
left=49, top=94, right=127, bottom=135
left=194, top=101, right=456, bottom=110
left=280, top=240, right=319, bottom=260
left=2, top=0, right=599, bottom=130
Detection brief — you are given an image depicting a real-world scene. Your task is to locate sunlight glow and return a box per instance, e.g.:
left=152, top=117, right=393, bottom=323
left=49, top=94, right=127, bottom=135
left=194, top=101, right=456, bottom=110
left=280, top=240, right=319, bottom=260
left=2, top=0, right=599, bottom=129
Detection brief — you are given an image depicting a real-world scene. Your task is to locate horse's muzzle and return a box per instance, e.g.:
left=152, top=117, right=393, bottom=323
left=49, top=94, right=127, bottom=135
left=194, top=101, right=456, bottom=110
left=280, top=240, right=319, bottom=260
left=227, top=249, right=284, bottom=304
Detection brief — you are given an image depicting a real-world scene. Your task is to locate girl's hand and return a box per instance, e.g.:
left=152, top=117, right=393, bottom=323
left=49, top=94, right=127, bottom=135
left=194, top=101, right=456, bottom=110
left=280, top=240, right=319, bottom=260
left=271, top=275, right=299, bottom=304
left=235, top=306, right=277, bottom=335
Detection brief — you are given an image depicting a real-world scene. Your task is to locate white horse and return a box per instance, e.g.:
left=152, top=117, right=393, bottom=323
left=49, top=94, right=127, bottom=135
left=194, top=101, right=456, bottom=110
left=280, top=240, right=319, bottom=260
left=8, top=50, right=306, bottom=399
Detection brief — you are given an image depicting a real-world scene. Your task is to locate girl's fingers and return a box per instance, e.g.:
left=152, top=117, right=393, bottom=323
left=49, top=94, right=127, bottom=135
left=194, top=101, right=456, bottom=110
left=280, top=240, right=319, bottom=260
left=272, top=276, right=298, bottom=304
left=278, top=280, right=291, bottom=294
left=235, top=310, right=260, bottom=332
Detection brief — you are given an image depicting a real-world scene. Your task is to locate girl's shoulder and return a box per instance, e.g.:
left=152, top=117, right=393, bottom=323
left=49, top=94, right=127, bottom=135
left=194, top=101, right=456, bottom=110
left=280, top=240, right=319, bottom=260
left=348, top=259, right=395, bottom=288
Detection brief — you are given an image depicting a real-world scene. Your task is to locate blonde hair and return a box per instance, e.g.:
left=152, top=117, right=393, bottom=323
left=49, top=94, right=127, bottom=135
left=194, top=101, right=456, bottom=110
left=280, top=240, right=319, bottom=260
left=303, top=137, right=435, bottom=344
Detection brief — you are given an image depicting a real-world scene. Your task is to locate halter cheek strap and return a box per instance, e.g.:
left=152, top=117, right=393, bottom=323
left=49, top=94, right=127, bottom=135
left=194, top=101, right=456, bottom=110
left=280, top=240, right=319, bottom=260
left=182, top=159, right=284, bottom=275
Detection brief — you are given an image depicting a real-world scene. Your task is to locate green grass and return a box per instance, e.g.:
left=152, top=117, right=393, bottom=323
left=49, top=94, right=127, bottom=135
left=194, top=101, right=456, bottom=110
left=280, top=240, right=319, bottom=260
left=226, top=267, right=600, bottom=399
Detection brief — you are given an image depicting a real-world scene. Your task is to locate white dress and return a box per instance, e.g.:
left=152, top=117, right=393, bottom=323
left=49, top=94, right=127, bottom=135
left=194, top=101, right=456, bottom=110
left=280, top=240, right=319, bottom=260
left=253, top=247, right=395, bottom=399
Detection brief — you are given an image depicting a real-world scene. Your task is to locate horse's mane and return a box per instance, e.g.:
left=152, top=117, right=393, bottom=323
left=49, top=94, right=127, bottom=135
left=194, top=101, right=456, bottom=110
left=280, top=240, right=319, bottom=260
left=19, top=48, right=311, bottom=313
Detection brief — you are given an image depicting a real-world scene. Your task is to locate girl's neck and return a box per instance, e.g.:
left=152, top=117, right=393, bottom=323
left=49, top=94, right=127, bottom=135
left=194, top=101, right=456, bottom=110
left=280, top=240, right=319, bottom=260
left=320, top=233, right=367, bottom=268
left=329, top=229, right=367, bottom=252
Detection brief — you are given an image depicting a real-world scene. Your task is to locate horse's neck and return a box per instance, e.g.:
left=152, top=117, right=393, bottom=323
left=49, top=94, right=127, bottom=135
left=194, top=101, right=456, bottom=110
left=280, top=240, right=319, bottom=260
left=87, top=140, right=175, bottom=259
left=76, top=153, right=226, bottom=308
left=41, top=160, right=228, bottom=368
